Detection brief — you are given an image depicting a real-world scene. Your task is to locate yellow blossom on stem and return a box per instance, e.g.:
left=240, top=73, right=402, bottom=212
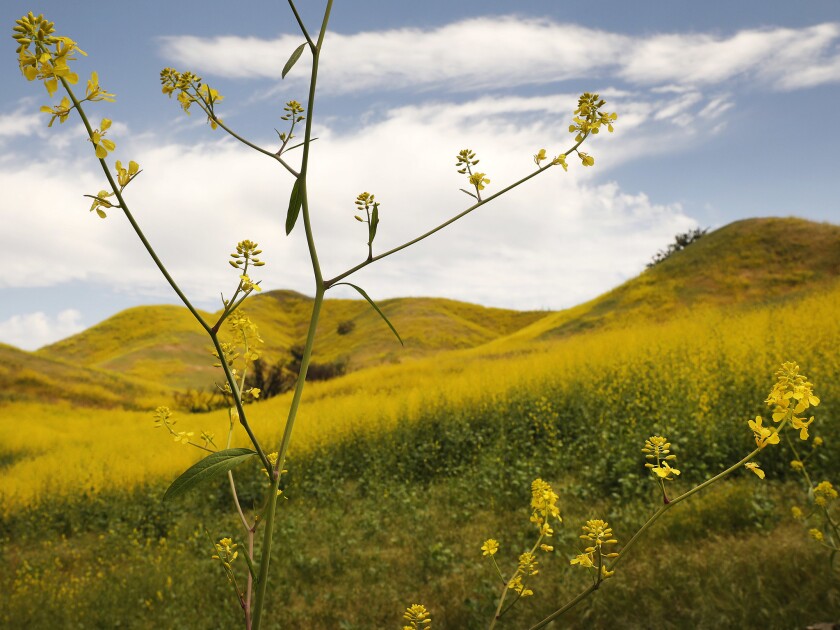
left=744, top=462, right=765, bottom=479
left=813, top=481, right=838, bottom=507
left=89, top=118, right=115, bottom=159
left=481, top=539, right=499, bottom=556
left=402, top=603, right=431, bottom=629
left=748, top=415, right=780, bottom=448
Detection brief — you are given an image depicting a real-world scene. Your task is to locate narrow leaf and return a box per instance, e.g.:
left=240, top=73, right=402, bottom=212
left=282, top=43, right=307, bottom=79
left=163, top=448, right=257, bottom=502
left=285, top=178, right=303, bottom=235
left=369, top=202, right=380, bottom=245
left=334, top=282, right=403, bottom=346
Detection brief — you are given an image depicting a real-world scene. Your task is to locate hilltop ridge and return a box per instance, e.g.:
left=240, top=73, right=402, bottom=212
left=19, top=216, right=839, bottom=396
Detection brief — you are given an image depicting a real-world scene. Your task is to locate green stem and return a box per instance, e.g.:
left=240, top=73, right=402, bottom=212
left=250, top=4, right=332, bottom=629
left=208, top=332, right=272, bottom=473
left=324, top=136, right=587, bottom=288
left=58, top=76, right=211, bottom=333
left=530, top=442, right=766, bottom=629
left=288, top=0, right=315, bottom=48
left=527, top=583, right=599, bottom=630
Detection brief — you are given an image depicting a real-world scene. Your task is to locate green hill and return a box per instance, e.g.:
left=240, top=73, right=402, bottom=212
left=496, top=217, right=840, bottom=343
left=33, top=216, right=839, bottom=392
left=0, top=342, right=170, bottom=409
left=37, top=290, right=545, bottom=390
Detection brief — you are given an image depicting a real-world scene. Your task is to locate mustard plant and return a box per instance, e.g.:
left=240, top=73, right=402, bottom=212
left=14, top=5, right=618, bottom=626
left=14, top=6, right=826, bottom=629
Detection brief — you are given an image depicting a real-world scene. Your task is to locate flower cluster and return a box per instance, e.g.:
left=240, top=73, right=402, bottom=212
left=402, top=604, right=431, bottom=629
left=160, top=67, right=223, bottom=129
left=569, top=92, right=617, bottom=142
left=456, top=149, right=490, bottom=200
left=229, top=240, right=265, bottom=269
left=765, top=361, right=819, bottom=440
left=642, top=436, right=680, bottom=481
left=14, top=13, right=84, bottom=97
left=814, top=481, right=838, bottom=507
left=570, top=519, right=619, bottom=580
left=530, top=478, right=561, bottom=537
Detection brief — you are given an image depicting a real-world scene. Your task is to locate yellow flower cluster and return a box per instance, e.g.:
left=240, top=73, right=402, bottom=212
left=14, top=12, right=84, bottom=97
left=530, top=478, right=561, bottom=536
left=160, top=67, right=224, bottom=129
left=213, top=538, right=239, bottom=570
left=765, top=361, right=819, bottom=440
left=402, top=603, right=431, bottom=629
left=642, top=436, right=680, bottom=481
left=569, top=92, right=618, bottom=142
left=813, top=481, right=838, bottom=507
left=570, top=519, right=619, bottom=579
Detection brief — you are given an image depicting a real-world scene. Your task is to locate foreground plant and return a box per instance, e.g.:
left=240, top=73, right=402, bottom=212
left=472, top=361, right=823, bottom=628
left=14, top=6, right=620, bottom=628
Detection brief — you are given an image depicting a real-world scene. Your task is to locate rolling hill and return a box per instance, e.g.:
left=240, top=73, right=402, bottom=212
left=492, top=216, right=840, bottom=343
left=24, top=216, right=840, bottom=396
left=0, top=342, right=170, bottom=409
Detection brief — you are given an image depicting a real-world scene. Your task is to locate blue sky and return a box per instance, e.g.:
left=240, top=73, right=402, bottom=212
left=1, top=1, right=839, bottom=350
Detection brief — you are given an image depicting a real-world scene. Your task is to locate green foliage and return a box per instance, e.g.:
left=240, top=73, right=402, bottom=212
left=647, top=227, right=708, bottom=268
left=336, top=319, right=355, bottom=335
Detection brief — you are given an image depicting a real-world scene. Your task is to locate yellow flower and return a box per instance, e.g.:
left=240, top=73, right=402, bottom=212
left=534, top=148, right=548, bottom=166
left=578, top=152, right=595, bottom=167
left=652, top=460, right=681, bottom=479
left=469, top=172, right=490, bottom=191
left=744, top=462, right=765, bottom=479
left=790, top=460, right=804, bottom=472
left=115, top=160, right=140, bottom=188
left=813, top=481, right=838, bottom=507
left=39, top=96, right=72, bottom=127
left=481, top=539, right=499, bottom=556
left=552, top=154, right=568, bottom=171
left=90, top=118, right=116, bottom=159
left=809, top=529, right=824, bottom=542
left=813, top=436, right=824, bottom=447
left=570, top=552, right=594, bottom=568
left=748, top=415, right=779, bottom=448
left=87, top=189, right=115, bottom=218
left=790, top=506, right=803, bottom=520
left=173, top=431, right=193, bottom=445
left=402, top=604, right=431, bottom=629
left=85, top=71, right=115, bottom=102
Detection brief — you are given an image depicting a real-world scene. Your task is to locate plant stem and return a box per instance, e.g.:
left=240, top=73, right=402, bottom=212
left=250, top=4, right=332, bottom=628
left=529, top=443, right=765, bottom=629
left=58, top=76, right=212, bottom=333
left=324, top=136, right=587, bottom=288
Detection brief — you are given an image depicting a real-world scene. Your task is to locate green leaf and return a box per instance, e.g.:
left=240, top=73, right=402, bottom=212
left=282, top=43, right=307, bottom=79
left=368, top=202, right=380, bottom=246
left=286, top=178, right=303, bottom=235
left=163, top=448, right=257, bottom=502
left=333, top=282, right=403, bottom=346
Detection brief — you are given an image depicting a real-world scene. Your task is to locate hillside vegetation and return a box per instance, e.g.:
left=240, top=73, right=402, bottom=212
left=31, top=217, right=840, bottom=395
left=495, top=216, right=840, bottom=343
left=0, top=342, right=169, bottom=409
left=3, top=216, right=839, bottom=628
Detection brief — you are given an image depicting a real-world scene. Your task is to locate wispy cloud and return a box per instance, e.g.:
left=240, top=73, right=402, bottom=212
left=158, top=17, right=840, bottom=94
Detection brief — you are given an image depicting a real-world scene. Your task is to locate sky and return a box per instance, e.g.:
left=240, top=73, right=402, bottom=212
left=1, top=1, right=839, bottom=350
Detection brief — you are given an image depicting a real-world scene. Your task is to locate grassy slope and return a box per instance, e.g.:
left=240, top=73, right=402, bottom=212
left=26, top=216, right=840, bottom=399
left=497, top=216, right=840, bottom=343
left=37, top=290, right=546, bottom=389
left=0, top=342, right=170, bottom=409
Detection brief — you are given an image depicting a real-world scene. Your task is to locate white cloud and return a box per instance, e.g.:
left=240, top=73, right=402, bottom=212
left=0, top=89, right=698, bottom=323
left=158, top=18, right=840, bottom=94
left=0, top=309, right=84, bottom=350
left=0, top=106, right=45, bottom=142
